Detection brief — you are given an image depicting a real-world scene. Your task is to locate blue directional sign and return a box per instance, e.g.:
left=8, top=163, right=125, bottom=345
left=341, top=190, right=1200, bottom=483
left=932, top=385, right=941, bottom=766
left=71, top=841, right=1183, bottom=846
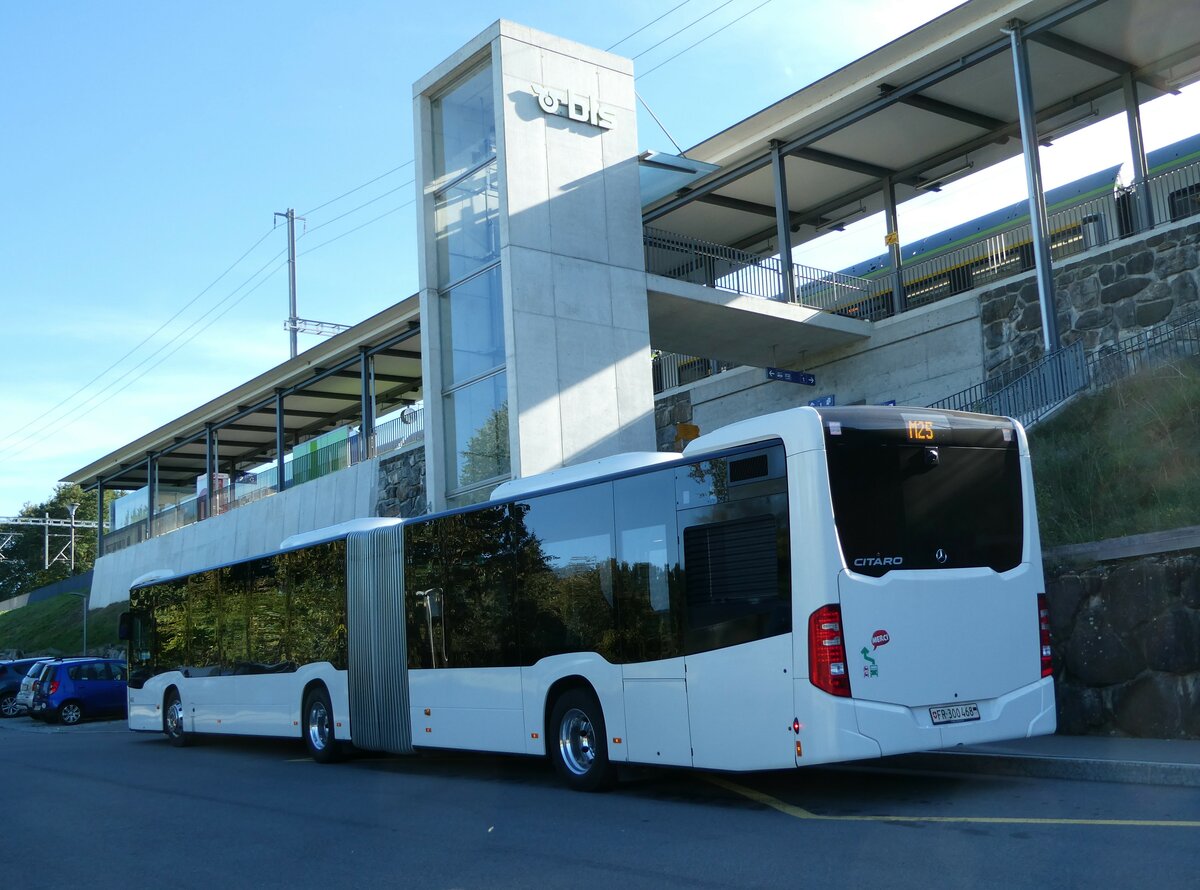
left=766, top=367, right=816, bottom=386
left=808, top=394, right=836, bottom=407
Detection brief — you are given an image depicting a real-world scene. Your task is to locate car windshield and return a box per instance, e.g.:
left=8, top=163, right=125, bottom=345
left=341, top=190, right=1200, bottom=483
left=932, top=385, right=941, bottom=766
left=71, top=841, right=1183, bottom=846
left=25, top=662, right=47, bottom=679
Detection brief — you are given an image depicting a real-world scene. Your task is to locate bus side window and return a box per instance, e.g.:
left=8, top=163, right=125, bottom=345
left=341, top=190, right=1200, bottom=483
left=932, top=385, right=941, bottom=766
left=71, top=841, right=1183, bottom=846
left=614, top=470, right=683, bottom=662
left=512, top=484, right=616, bottom=664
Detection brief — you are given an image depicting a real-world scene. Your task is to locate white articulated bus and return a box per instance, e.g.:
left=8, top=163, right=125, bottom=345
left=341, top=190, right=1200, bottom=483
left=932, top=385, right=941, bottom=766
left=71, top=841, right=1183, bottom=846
left=122, top=405, right=1055, bottom=790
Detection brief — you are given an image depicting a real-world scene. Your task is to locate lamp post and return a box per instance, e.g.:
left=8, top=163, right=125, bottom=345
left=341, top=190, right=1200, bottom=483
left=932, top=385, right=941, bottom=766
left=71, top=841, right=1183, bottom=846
left=67, top=591, right=89, bottom=657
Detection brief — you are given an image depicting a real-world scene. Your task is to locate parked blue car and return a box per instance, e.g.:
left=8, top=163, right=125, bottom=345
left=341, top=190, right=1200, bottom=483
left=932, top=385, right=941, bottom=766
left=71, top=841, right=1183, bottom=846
left=30, top=658, right=127, bottom=725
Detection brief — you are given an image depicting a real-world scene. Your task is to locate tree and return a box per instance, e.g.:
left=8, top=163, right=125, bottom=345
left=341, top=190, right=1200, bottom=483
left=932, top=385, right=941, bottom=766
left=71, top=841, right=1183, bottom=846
left=458, top=402, right=509, bottom=487
left=0, top=483, right=122, bottom=600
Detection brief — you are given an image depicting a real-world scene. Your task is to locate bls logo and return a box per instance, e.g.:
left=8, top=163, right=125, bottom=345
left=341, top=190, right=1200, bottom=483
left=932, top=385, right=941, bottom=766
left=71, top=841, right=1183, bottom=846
left=531, top=83, right=617, bottom=130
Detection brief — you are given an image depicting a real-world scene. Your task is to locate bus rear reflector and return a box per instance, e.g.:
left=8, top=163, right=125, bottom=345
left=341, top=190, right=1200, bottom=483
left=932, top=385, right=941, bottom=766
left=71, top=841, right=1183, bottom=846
left=809, top=604, right=851, bottom=697
left=1038, top=594, right=1053, bottom=678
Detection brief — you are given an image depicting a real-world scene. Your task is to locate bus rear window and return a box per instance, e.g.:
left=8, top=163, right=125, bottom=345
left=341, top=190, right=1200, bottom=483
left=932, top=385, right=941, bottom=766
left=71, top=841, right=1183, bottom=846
left=821, top=409, right=1023, bottom=576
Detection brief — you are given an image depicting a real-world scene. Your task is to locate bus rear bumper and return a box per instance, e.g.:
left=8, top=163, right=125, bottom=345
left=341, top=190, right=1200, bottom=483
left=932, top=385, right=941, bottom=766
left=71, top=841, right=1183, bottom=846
left=856, top=675, right=1056, bottom=758
left=794, top=676, right=1055, bottom=765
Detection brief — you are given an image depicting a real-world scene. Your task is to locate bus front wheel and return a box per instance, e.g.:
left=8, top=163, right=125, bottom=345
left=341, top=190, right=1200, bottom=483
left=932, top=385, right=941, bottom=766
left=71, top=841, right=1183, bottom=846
left=303, top=687, right=343, bottom=764
left=549, top=688, right=616, bottom=792
left=164, top=691, right=190, bottom=747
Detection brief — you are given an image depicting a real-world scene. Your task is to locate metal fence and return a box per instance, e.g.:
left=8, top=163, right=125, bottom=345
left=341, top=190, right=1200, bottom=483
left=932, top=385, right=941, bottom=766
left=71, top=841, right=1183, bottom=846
left=644, top=226, right=871, bottom=311
left=928, top=340, right=1089, bottom=427
left=930, top=307, right=1200, bottom=427
left=645, top=155, right=1200, bottom=395
left=652, top=352, right=735, bottom=392
left=103, top=405, right=427, bottom=555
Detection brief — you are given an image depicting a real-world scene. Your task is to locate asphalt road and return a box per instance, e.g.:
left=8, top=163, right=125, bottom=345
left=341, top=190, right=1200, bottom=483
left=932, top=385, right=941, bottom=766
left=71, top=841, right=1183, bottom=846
left=2, top=716, right=1198, bottom=888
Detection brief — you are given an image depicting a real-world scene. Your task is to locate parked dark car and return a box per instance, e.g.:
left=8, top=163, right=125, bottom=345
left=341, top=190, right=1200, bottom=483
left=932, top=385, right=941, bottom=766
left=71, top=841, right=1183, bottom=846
left=1, top=658, right=51, bottom=717
left=30, top=658, right=128, bottom=725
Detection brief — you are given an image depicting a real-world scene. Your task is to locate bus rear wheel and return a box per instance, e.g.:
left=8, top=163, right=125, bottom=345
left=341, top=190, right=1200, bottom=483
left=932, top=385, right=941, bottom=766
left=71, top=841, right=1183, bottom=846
left=303, top=687, right=343, bottom=764
left=550, top=688, right=615, bottom=792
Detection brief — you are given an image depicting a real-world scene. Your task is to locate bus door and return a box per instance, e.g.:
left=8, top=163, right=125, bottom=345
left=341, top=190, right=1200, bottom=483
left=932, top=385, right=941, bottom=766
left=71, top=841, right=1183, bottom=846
left=676, top=448, right=795, bottom=772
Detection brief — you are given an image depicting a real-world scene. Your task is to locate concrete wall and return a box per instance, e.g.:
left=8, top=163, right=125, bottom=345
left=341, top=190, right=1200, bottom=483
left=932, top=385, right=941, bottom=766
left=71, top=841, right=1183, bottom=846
left=88, top=458, right=379, bottom=609
left=654, top=291, right=983, bottom=442
left=495, top=25, right=656, bottom=478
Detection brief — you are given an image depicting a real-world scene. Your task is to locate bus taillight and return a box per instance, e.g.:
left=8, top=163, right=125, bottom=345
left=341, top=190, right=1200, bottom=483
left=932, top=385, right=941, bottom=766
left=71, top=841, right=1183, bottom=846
left=809, top=604, right=851, bottom=697
left=1038, top=594, right=1053, bottom=678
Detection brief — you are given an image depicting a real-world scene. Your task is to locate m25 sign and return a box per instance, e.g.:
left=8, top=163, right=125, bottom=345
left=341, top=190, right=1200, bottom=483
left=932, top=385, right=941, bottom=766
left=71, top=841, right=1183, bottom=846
left=531, top=83, right=616, bottom=130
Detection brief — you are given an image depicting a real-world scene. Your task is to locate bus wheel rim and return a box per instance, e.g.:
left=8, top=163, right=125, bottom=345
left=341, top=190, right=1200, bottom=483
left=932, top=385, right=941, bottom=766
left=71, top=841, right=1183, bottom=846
left=558, top=708, right=595, bottom=775
left=308, top=701, right=330, bottom=751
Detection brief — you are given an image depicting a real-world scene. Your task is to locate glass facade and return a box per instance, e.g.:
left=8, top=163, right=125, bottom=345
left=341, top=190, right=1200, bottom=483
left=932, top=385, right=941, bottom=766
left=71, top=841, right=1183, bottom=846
left=440, top=265, right=505, bottom=386
left=444, top=373, right=508, bottom=490
left=431, top=62, right=495, bottom=182
left=429, top=53, right=509, bottom=501
left=435, top=162, right=500, bottom=285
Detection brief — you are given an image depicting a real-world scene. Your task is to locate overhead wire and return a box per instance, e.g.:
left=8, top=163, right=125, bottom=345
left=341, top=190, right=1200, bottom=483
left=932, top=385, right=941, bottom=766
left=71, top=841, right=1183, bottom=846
left=38, top=262, right=291, bottom=445
left=638, top=0, right=777, bottom=78
left=1, top=250, right=290, bottom=462
left=300, top=160, right=414, bottom=217
left=0, top=226, right=280, bottom=458
left=299, top=180, right=414, bottom=238
left=607, top=0, right=696, bottom=51
left=7, top=3, right=779, bottom=464
left=632, top=0, right=740, bottom=59
left=298, top=200, right=415, bottom=259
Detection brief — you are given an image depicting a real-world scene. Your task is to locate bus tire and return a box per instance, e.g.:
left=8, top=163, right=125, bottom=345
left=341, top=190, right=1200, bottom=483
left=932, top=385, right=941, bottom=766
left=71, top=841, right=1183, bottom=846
left=549, top=688, right=615, bottom=792
left=303, top=687, right=342, bottom=764
left=164, top=690, right=190, bottom=748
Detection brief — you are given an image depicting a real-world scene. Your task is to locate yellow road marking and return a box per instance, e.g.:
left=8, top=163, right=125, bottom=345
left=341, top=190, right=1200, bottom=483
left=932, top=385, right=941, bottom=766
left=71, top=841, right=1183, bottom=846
left=706, top=776, right=1200, bottom=828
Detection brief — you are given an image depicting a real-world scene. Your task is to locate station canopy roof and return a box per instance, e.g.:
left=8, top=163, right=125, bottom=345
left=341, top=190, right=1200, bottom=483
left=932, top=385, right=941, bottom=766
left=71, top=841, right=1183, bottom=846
left=64, top=0, right=1200, bottom=495
left=64, top=296, right=422, bottom=493
left=642, top=0, right=1200, bottom=253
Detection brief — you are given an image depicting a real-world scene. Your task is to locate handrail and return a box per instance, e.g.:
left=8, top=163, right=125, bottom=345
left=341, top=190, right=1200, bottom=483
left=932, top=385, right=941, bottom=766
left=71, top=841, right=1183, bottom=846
left=930, top=306, right=1200, bottom=427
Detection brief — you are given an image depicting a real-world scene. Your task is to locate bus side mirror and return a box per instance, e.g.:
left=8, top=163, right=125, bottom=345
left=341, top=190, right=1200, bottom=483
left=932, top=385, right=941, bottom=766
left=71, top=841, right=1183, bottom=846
left=118, top=612, right=131, bottom=641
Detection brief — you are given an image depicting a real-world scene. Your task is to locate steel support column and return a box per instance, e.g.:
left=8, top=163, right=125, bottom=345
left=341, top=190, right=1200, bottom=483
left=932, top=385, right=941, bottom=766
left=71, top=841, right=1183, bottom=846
left=882, top=177, right=905, bottom=317
left=1007, top=19, right=1059, bottom=352
left=96, top=482, right=105, bottom=555
left=360, top=347, right=375, bottom=462
left=146, top=455, right=157, bottom=539
left=205, top=423, right=217, bottom=519
left=1123, top=72, right=1153, bottom=232
left=770, top=141, right=796, bottom=303
left=275, top=390, right=288, bottom=493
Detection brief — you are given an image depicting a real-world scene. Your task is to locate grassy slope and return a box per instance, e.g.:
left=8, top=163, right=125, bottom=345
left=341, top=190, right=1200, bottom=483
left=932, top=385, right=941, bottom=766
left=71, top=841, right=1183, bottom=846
left=1030, top=357, right=1200, bottom=548
left=0, top=596, right=125, bottom=658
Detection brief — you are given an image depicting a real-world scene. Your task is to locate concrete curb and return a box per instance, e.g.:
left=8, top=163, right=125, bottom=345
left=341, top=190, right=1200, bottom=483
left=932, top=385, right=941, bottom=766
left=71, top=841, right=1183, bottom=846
left=867, top=750, right=1200, bottom=788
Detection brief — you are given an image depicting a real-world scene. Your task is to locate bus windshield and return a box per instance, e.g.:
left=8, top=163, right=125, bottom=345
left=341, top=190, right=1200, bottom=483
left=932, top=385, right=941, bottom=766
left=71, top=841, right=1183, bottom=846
left=819, top=407, right=1024, bottom=577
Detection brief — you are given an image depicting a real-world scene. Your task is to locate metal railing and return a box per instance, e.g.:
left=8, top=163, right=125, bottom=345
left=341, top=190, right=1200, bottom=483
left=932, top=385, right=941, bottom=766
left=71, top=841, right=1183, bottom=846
left=930, top=307, right=1200, bottom=427
left=1085, top=307, right=1200, bottom=389
left=887, top=156, right=1200, bottom=311
left=644, top=226, right=872, bottom=312
left=929, top=340, right=1089, bottom=427
left=104, top=405, right=427, bottom=555
left=652, top=352, right=735, bottom=392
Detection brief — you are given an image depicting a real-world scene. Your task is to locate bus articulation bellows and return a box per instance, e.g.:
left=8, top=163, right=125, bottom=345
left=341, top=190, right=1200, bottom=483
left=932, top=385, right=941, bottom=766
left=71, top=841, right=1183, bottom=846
left=121, top=405, right=1055, bottom=790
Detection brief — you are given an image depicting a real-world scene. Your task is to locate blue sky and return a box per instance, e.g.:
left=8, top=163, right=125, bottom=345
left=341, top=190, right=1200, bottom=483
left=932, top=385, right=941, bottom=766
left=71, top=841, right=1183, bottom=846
left=1, top=0, right=1196, bottom=515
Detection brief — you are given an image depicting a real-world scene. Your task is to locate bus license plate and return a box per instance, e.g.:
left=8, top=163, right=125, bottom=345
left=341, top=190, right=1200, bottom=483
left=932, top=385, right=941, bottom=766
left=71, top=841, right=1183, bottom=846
left=929, top=703, right=980, bottom=725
